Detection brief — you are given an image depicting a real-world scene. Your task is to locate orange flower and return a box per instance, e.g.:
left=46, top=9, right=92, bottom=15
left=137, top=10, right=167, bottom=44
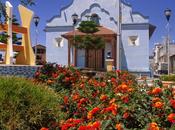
left=152, top=97, right=161, bottom=103
left=72, top=93, right=79, bottom=101
left=87, top=107, right=100, bottom=119
left=151, top=87, right=162, bottom=95
left=47, top=79, right=53, bottom=84
left=116, top=123, right=123, bottom=130
left=167, top=113, right=175, bottom=123
left=109, top=98, right=116, bottom=104
left=153, top=101, right=163, bottom=109
left=100, top=94, right=108, bottom=101
left=40, top=127, right=49, bottom=130
left=79, top=121, right=101, bottom=130
left=147, top=122, right=159, bottom=130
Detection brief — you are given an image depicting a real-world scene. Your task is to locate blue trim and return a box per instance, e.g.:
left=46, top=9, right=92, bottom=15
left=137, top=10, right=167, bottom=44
left=132, top=12, right=149, bottom=19
left=79, top=3, right=118, bottom=25
left=121, top=0, right=132, bottom=7
left=47, top=0, right=74, bottom=23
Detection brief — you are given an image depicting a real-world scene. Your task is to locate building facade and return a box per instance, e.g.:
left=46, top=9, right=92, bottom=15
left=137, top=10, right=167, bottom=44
left=32, top=44, right=46, bottom=65
left=153, top=43, right=175, bottom=75
left=45, top=0, right=155, bottom=75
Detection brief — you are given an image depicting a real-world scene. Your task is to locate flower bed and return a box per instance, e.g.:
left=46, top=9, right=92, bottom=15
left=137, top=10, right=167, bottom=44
left=35, top=63, right=175, bottom=130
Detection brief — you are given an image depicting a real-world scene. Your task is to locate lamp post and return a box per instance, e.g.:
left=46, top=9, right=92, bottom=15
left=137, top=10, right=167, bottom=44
left=33, top=15, right=40, bottom=65
left=71, top=13, right=78, bottom=65
left=164, top=8, right=172, bottom=75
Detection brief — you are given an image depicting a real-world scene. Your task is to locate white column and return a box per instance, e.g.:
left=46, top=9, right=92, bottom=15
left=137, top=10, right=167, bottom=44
left=6, top=1, right=13, bottom=64
left=116, top=0, right=121, bottom=70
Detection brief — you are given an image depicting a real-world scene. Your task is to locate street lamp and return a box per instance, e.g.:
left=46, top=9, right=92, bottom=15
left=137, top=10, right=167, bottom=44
left=164, top=8, right=172, bottom=75
left=72, top=13, right=78, bottom=26
left=33, top=15, right=40, bottom=65
left=71, top=13, right=78, bottom=65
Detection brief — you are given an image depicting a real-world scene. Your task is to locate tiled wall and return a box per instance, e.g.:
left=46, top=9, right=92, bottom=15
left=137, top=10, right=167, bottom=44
left=0, top=65, right=40, bottom=78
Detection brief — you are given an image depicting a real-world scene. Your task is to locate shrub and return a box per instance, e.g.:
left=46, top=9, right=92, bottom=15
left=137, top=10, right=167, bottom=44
left=34, top=63, right=81, bottom=91
left=0, top=77, right=61, bottom=130
left=160, top=75, right=175, bottom=82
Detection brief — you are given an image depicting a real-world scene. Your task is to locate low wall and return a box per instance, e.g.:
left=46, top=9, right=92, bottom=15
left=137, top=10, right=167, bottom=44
left=0, top=65, right=41, bottom=78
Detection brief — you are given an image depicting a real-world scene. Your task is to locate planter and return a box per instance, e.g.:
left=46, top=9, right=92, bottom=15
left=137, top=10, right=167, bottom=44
left=162, top=81, right=175, bottom=87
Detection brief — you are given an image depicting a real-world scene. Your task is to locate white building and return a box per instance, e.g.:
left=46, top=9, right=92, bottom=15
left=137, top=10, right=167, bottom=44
left=45, top=0, right=155, bottom=76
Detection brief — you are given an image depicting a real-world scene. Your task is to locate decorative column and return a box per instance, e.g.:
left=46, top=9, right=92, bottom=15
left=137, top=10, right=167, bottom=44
left=68, top=41, right=71, bottom=66
left=17, top=5, right=35, bottom=65
left=5, top=1, right=13, bottom=65
left=74, top=47, right=77, bottom=66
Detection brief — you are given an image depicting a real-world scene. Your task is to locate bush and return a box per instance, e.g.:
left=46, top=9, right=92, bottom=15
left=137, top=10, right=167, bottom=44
left=34, top=63, right=81, bottom=91
left=160, top=75, right=175, bottom=82
left=0, top=77, right=61, bottom=130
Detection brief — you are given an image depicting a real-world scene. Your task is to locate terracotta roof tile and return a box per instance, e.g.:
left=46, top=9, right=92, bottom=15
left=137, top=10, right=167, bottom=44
left=62, top=26, right=116, bottom=38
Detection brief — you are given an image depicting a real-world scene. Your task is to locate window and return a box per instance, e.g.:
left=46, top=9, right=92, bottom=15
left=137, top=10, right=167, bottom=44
left=90, top=13, right=100, bottom=25
left=128, top=36, right=139, bottom=46
left=54, top=37, right=64, bottom=47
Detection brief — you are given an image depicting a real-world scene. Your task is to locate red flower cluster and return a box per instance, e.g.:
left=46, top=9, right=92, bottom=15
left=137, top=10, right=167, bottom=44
left=170, top=99, right=175, bottom=108
left=151, top=87, right=162, bottom=95
left=167, top=113, right=175, bottom=123
left=78, top=121, right=101, bottom=130
left=87, top=107, right=100, bottom=119
left=102, top=103, right=118, bottom=116
left=61, top=118, right=82, bottom=130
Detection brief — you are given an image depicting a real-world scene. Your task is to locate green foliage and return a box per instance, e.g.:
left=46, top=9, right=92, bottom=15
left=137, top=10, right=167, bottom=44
left=0, top=33, right=8, bottom=43
left=74, top=35, right=105, bottom=49
left=78, top=21, right=99, bottom=33
left=0, top=15, right=21, bottom=44
left=74, top=20, right=105, bottom=50
left=0, top=77, right=61, bottom=130
left=160, top=75, right=175, bottom=82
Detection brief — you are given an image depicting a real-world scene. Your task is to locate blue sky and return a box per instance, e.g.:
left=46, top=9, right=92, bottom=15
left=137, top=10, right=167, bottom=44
left=4, top=0, right=175, bottom=55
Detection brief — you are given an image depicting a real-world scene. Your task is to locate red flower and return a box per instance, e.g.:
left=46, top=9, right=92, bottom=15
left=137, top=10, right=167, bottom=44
left=92, top=121, right=101, bottom=129
left=103, top=103, right=117, bottom=116
left=111, top=77, right=116, bottom=82
left=100, top=94, right=108, bottom=101
left=170, top=99, right=175, bottom=108
left=151, top=87, right=162, bottom=95
left=52, top=73, right=58, bottom=78
left=64, top=96, right=69, bottom=104
left=87, top=107, right=100, bottom=119
left=123, top=112, right=129, bottom=119
left=100, top=82, right=106, bottom=87
left=167, top=113, right=175, bottom=123
left=121, top=95, right=129, bottom=103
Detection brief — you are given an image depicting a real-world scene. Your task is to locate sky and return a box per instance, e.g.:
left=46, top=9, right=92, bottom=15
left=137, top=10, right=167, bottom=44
left=3, top=0, right=175, bottom=55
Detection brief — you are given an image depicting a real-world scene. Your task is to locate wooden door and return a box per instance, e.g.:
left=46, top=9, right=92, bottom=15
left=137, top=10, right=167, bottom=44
left=86, top=49, right=104, bottom=69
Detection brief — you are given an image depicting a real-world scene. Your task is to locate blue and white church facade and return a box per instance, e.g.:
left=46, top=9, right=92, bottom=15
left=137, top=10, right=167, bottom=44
left=45, top=0, right=155, bottom=76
